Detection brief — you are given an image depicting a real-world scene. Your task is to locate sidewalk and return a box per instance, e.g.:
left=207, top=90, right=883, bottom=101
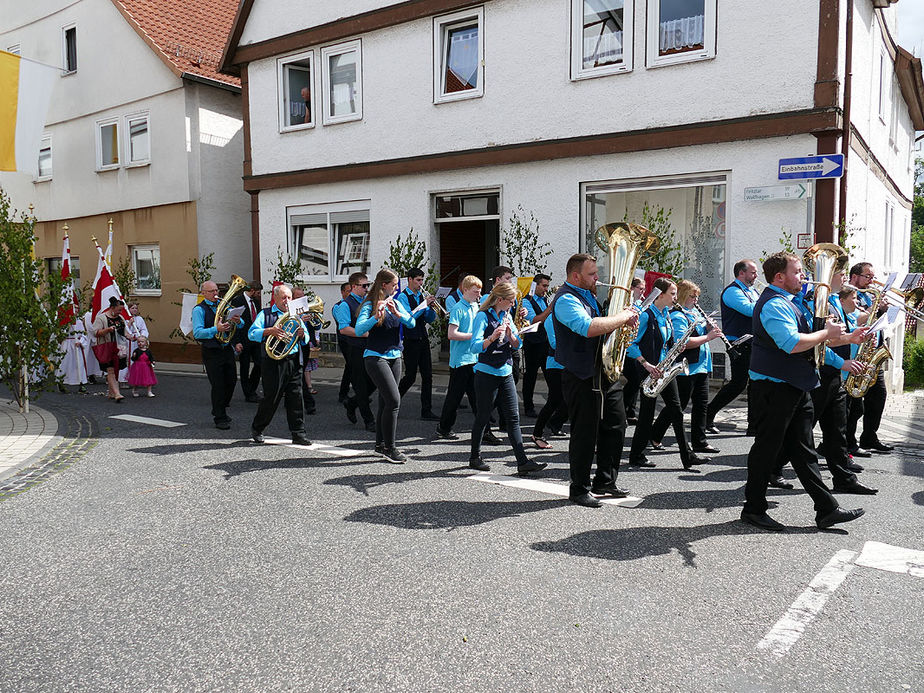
left=0, top=400, right=59, bottom=483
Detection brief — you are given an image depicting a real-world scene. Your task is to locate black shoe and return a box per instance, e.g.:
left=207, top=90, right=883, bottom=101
left=629, top=457, right=655, bottom=468
left=517, top=460, right=548, bottom=475
left=569, top=493, right=602, bottom=508
left=382, top=447, right=407, bottom=464
left=291, top=435, right=312, bottom=446
left=421, top=412, right=441, bottom=421
left=591, top=484, right=630, bottom=498
left=216, top=421, right=231, bottom=430
left=832, top=481, right=878, bottom=495
left=844, top=461, right=864, bottom=473
left=817, top=507, right=865, bottom=529
left=740, top=511, right=786, bottom=531
left=705, top=424, right=720, bottom=435
left=374, top=442, right=385, bottom=455
left=684, top=453, right=707, bottom=468
left=524, top=408, right=537, bottom=418
left=87, top=375, right=97, bottom=384
left=649, top=441, right=664, bottom=450
left=365, top=420, right=376, bottom=432
left=344, top=401, right=358, bottom=424
left=482, top=431, right=504, bottom=445
left=435, top=428, right=459, bottom=440
left=251, top=429, right=265, bottom=444
left=245, top=395, right=262, bottom=403
left=626, top=417, right=638, bottom=426
left=767, top=476, right=794, bottom=490
left=866, top=441, right=894, bottom=453
left=304, top=409, right=317, bottom=416
left=468, top=457, right=490, bottom=472
left=693, top=444, right=720, bottom=454
left=848, top=447, right=872, bottom=458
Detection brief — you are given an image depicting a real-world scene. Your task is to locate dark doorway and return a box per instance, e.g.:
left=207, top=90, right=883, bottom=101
left=438, top=219, right=499, bottom=290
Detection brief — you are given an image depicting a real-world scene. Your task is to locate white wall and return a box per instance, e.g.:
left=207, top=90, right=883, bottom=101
left=245, top=0, right=820, bottom=177
left=239, top=0, right=406, bottom=46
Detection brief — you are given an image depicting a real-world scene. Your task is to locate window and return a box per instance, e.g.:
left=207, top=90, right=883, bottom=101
left=62, top=25, right=76, bottom=73
left=646, top=0, right=716, bottom=68
left=433, top=7, right=484, bottom=103
left=571, top=0, right=633, bottom=79
left=96, top=118, right=120, bottom=170
left=37, top=135, right=52, bottom=180
left=288, top=201, right=371, bottom=281
left=878, top=51, right=888, bottom=122
left=47, top=256, right=79, bottom=281
left=6, top=44, right=20, bottom=55
left=321, top=40, right=362, bottom=124
left=131, top=245, right=161, bottom=295
left=277, top=51, right=315, bottom=130
left=126, top=113, right=150, bottom=165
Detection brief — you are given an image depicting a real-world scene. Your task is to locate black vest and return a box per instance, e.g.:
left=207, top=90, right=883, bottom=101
left=477, top=309, right=514, bottom=369
left=448, top=288, right=461, bottom=304
left=258, top=307, right=280, bottom=344
left=402, top=290, right=428, bottom=341
left=637, top=307, right=673, bottom=364
left=334, top=300, right=348, bottom=345
left=522, top=295, right=549, bottom=345
left=343, top=294, right=365, bottom=349
left=819, top=296, right=851, bottom=377
left=195, top=302, right=224, bottom=350
left=720, top=282, right=756, bottom=339
left=552, top=284, right=601, bottom=381
left=750, top=288, right=819, bottom=391
left=366, top=310, right=403, bottom=354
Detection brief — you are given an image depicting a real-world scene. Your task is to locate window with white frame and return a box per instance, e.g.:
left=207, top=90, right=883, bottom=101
left=126, top=113, right=150, bottom=165
left=96, top=118, right=120, bottom=170
left=37, top=135, right=52, bottom=180
left=646, top=0, right=716, bottom=68
left=321, top=40, right=362, bottom=124
left=571, top=0, right=633, bottom=79
left=6, top=44, right=20, bottom=55
left=288, top=202, right=371, bottom=281
left=62, top=25, right=76, bottom=73
left=278, top=51, right=315, bottom=130
left=878, top=51, right=888, bottom=123
left=433, top=7, right=484, bottom=103
left=131, top=245, right=161, bottom=294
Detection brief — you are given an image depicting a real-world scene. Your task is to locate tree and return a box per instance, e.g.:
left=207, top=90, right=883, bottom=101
left=499, top=206, right=553, bottom=276
left=910, top=158, right=924, bottom=273
left=385, top=229, right=442, bottom=349
left=0, top=189, right=70, bottom=411
left=273, top=246, right=303, bottom=286
left=631, top=202, right=685, bottom=277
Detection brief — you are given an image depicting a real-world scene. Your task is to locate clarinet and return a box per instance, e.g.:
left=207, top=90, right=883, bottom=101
left=693, top=300, right=740, bottom=360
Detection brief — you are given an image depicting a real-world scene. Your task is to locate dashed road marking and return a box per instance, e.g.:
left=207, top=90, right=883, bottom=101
left=855, top=541, right=924, bottom=578
left=109, top=414, right=186, bottom=428
left=756, top=549, right=858, bottom=657
left=262, top=436, right=364, bottom=458
left=468, top=472, right=645, bottom=508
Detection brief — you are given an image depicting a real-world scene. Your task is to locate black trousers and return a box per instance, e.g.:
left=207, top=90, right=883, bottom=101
left=201, top=346, right=237, bottom=424
left=346, top=344, right=376, bottom=424
left=337, top=336, right=352, bottom=402
left=630, top=379, right=691, bottom=467
left=238, top=343, right=262, bottom=398
left=439, top=364, right=477, bottom=433
left=252, top=353, right=305, bottom=436
left=470, top=371, right=529, bottom=465
left=398, top=338, right=433, bottom=414
left=561, top=371, right=627, bottom=497
left=623, top=359, right=643, bottom=419
left=522, top=340, right=549, bottom=411
left=808, top=370, right=857, bottom=487
left=533, top=368, right=568, bottom=438
left=706, top=345, right=751, bottom=426
left=847, top=373, right=887, bottom=448
left=365, top=356, right=402, bottom=449
left=651, top=372, right=709, bottom=449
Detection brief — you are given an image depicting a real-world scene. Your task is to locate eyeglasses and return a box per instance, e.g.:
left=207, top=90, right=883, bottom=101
left=859, top=274, right=874, bottom=280
left=359, top=283, right=370, bottom=288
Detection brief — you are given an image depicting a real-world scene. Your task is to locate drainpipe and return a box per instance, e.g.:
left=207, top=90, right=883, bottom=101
left=837, top=0, right=854, bottom=233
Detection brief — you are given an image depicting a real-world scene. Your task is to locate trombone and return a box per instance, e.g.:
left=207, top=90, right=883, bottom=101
left=870, top=280, right=924, bottom=321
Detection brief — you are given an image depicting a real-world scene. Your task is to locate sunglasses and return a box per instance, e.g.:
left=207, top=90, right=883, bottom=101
left=359, top=283, right=371, bottom=288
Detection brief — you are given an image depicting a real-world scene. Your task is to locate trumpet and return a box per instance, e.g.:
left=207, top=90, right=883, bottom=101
left=422, top=290, right=449, bottom=317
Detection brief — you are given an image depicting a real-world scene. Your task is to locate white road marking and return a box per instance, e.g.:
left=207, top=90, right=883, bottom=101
left=262, top=436, right=364, bottom=458
left=468, top=472, right=644, bottom=508
left=109, top=414, right=186, bottom=428
left=756, top=549, right=858, bottom=657
left=855, top=541, right=924, bottom=579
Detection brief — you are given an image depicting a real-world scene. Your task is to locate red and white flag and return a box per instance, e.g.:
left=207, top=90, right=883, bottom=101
left=57, top=232, right=78, bottom=326
left=90, top=242, right=130, bottom=323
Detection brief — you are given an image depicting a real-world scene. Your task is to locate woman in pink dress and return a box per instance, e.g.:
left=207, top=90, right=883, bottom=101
left=128, top=337, right=158, bottom=397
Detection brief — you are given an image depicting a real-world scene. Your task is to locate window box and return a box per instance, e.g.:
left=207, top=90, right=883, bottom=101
left=96, top=118, right=120, bottom=170
left=131, top=245, right=161, bottom=295
left=321, top=40, right=363, bottom=125
left=433, top=7, right=484, bottom=103
left=646, top=0, right=716, bottom=68
left=126, top=113, right=150, bottom=165
left=62, top=25, right=76, bottom=74
left=571, top=0, right=633, bottom=80
left=278, top=50, right=316, bottom=131
left=288, top=201, right=371, bottom=282
left=36, top=135, right=52, bottom=181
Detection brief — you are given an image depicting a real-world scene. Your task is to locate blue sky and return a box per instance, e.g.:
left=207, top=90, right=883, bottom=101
left=897, top=2, right=924, bottom=56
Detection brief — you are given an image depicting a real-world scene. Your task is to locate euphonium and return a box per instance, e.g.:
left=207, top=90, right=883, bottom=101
left=641, top=315, right=698, bottom=397
left=802, top=243, right=849, bottom=367
left=265, top=314, right=303, bottom=360
left=215, top=274, right=248, bottom=345
left=845, top=285, right=892, bottom=398
left=595, top=223, right=660, bottom=381
left=302, top=292, right=331, bottom=329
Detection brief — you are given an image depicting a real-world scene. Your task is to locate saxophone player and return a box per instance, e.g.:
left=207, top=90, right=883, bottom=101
left=552, top=253, right=639, bottom=508
left=626, top=277, right=704, bottom=470
left=192, top=281, right=242, bottom=430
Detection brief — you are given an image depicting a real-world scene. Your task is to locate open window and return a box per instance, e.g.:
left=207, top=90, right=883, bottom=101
left=321, top=40, right=362, bottom=125
left=571, top=0, right=634, bottom=80
left=433, top=7, right=484, bottom=103
left=278, top=50, right=315, bottom=131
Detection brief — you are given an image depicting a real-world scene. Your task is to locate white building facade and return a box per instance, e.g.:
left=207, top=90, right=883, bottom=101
left=222, top=0, right=923, bottom=388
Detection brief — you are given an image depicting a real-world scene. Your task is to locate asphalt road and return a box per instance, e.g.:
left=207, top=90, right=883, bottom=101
left=1, top=370, right=922, bottom=692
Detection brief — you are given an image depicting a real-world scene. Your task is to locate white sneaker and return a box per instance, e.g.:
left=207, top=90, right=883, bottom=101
left=147, top=392, right=155, bottom=398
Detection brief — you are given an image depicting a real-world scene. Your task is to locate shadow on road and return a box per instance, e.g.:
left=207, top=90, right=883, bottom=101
left=203, top=456, right=373, bottom=480
left=344, top=498, right=562, bottom=530
left=912, top=490, right=924, bottom=507
left=324, top=466, right=471, bottom=496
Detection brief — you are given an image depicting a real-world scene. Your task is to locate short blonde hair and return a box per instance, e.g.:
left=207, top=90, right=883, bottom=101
left=676, top=279, right=700, bottom=306
left=461, top=275, right=482, bottom=291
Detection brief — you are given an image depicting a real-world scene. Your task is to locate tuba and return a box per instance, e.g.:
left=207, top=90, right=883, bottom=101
left=844, top=284, right=891, bottom=398
left=802, top=243, right=848, bottom=367
left=265, top=313, right=303, bottom=360
left=596, top=223, right=660, bottom=382
left=215, top=274, right=248, bottom=345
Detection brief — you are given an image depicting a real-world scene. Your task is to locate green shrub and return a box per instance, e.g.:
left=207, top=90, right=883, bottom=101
left=903, top=333, right=924, bottom=389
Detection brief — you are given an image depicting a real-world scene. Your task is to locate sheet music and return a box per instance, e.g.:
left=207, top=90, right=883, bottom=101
left=881, top=272, right=897, bottom=293
left=517, top=321, right=541, bottom=334
left=287, top=296, right=310, bottom=316
left=435, top=286, right=452, bottom=299
left=866, top=305, right=900, bottom=334
left=225, top=305, right=246, bottom=320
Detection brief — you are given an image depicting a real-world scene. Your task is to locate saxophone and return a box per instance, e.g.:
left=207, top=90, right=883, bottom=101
left=844, top=285, right=891, bottom=398
left=641, top=316, right=699, bottom=397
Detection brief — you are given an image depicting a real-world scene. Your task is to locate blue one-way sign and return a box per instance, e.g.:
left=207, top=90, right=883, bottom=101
left=778, top=154, right=844, bottom=180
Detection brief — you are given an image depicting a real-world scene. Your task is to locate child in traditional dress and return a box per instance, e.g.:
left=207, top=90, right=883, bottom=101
left=128, top=337, right=158, bottom=397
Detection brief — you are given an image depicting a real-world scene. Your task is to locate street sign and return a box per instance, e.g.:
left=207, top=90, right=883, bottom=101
left=778, top=154, right=844, bottom=180
left=744, top=183, right=811, bottom=201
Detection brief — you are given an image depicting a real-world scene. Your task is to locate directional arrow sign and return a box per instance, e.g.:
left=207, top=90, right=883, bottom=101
left=778, top=154, right=844, bottom=180
left=744, top=184, right=810, bottom=201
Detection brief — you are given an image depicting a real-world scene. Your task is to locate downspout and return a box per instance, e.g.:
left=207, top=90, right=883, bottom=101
left=837, top=0, right=854, bottom=232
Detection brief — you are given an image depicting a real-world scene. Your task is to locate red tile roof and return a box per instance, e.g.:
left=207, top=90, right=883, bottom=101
left=110, top=0, right=241, bottom=89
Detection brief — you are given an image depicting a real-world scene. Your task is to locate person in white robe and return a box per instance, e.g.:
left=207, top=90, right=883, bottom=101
left=57, top=321, right=89, bottom=391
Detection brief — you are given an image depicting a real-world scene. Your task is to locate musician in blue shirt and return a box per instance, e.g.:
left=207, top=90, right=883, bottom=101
left=192, top=280, right=242, bottom=429
left=521, top=273, right=552, bottom=417
left=437, top=275, right=483, bottom=440
left=333, top=281, right=353, bottom=404
left=396, top=268, right=440, bottom=421
left=334, top=272, right=376, bottom=431
left=531, top=312, right=568, bottom=449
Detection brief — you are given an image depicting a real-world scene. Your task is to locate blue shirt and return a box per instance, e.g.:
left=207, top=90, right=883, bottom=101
left=333, top=293, right=363, bottom=332
left=722, top=279, right=760, bottom=340
left=355, top=301, right=415, bottom=359
left=445, top=292, right=460, bottom=314
left=749, top=285, right=806, bottom=383
left=192, top=299, right=219, bottom=341
left=672, top=309, right=712, bottom=376
left=627, top=305, right=671, bottom=361
left=544, top=314, right=562, bottom=370
left=471, top=308, right=520, bottom=377
left=792, top=293, right=846, bottom=370
left=248, top=305, right=309, bottom=356
left=552, top=282, right=597, bottom=338
left=523, top=294, right=548, bottom=324
left=448, top=298, right=479, bottom=368
left=396, top=288, right=437, bottom=324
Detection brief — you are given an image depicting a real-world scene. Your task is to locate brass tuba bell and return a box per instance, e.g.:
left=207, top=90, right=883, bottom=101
left=802, top=243, right=848, bottom=367
left=214, top=274, right=249, bottom=345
